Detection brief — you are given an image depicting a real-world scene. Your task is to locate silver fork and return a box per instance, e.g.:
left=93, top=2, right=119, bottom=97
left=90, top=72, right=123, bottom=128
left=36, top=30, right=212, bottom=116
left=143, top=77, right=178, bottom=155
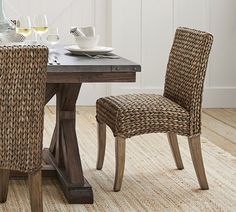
left=48, top=55, right=60, bottom=65
left=50, top=55, right=60, bottom=65
left=83, top=53, right=120, bottom=59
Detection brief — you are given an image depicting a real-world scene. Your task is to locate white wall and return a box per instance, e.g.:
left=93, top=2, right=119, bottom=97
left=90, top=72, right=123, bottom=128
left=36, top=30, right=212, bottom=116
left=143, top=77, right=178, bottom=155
left=4, top=0, right=236, bottom=107
left=111, top=0, right=236, bottom=108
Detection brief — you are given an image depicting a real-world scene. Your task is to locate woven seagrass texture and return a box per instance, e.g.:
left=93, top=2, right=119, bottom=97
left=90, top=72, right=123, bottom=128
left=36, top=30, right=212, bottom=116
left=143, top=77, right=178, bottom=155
left=96, top=27, right=213, bottom=138
left=97, top=94, right=190, bottom=138
left=0, top=46, right=48, bottom=173
left=164, top=27, right=213, bottom=136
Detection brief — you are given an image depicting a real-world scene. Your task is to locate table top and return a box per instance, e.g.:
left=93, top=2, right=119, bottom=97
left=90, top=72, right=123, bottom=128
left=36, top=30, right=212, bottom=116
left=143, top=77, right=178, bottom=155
left=47, top=47, right=141, bottom=73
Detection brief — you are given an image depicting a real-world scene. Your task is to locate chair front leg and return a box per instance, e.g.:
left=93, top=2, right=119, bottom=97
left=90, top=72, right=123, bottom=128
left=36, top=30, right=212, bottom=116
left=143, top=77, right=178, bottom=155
left=28, top=169, right=43, bottom=212
left=167, top=133, right=184, bottom=170
left=188, top=135, right=209, bottom=190
left=96, top=122, right=106, bottom=170
left=0, top=169, right=10, bottom=203
left=114, top=136, right=126, bottom=192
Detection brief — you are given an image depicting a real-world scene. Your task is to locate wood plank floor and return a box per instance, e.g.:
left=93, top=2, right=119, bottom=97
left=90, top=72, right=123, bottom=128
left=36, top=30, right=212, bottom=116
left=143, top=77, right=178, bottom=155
left=202, top=109, right=236, bottom=156
left=44, top=107, right=236, bottom=157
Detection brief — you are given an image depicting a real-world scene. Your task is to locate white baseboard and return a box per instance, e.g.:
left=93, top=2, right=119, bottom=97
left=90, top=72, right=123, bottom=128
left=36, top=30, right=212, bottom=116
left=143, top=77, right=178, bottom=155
left=46, top=96, right=98, bottom=106
left=46, top=87, right=236, bottom=108
left=203, top=87, right=236, bottom=108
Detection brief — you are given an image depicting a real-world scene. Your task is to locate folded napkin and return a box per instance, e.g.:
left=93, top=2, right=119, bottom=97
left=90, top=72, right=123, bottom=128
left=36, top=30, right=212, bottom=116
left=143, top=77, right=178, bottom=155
left=70, top=27, right=86, bottom=37
left=70, top=26, right=96, bottom=37
left=0, top=31, right=25, bottom=44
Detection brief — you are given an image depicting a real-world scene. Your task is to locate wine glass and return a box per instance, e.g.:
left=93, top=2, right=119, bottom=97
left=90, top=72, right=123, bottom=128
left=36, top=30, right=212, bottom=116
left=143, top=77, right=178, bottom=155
left=46, top=27, right=60, bottom=51
left=16, top=16, right=32, bottom=37
left=33, top=15, right=48, bottom=43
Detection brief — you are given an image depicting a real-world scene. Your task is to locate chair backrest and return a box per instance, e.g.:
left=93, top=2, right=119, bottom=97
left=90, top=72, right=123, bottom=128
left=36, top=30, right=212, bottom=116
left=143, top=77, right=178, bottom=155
left=0, top=46, right=48, bottom=173
left=163, top=27, right=213, bottom=136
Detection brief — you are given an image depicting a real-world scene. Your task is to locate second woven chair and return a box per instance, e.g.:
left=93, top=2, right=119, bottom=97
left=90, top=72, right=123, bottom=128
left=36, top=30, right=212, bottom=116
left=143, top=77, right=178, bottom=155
left=0, top=46, right=48, bottom=211
left=96, top=27, right=213, bottom=192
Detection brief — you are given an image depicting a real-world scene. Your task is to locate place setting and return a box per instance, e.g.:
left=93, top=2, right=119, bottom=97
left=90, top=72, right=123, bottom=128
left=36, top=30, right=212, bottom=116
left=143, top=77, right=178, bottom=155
left=66, top=26, right=119, bottom=59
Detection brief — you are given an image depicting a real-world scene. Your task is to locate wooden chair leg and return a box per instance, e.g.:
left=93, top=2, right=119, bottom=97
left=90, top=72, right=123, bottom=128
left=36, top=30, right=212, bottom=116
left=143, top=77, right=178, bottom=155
left=28, top=169, right=43, bottom=212
left=167, top=133, right=184, bottom=170
left=96, top=122, right=106, bottom=170
left=114, top=136, right=126, bottom=192
left=0, top=169, right=10, bottom=203
left=188, top=135, right=209, bottom=190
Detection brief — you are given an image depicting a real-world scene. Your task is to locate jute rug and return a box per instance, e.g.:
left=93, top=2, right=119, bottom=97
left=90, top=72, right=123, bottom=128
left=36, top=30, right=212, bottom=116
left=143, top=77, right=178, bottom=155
left=1, top=111, right=236, bottom=211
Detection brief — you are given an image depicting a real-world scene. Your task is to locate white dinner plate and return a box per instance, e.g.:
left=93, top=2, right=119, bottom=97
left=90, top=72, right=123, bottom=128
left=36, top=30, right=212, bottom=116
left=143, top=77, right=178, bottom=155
left=65, top=45, right=114, bottom=56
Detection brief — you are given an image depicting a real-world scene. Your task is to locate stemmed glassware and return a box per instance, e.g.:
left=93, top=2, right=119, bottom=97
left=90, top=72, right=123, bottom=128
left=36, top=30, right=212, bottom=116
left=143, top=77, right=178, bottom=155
left=16, top=16, right=32, bottom=37
left=33, top=15, right=48, bottom=43
left=46, top=27, right=60, bottom=51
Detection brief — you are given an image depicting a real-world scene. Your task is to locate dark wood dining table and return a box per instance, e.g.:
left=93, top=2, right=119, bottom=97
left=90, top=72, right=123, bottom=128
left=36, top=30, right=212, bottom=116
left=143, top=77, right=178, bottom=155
left=11, top=47, right=141, bottom=204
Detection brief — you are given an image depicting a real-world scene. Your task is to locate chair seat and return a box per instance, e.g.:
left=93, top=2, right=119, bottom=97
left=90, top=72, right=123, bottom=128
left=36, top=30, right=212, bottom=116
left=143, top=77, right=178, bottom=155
left=96, top=94, right=190, bottom=138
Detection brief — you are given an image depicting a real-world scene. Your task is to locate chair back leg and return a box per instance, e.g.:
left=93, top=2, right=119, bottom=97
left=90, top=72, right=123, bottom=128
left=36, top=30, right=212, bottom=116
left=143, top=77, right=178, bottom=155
left=188, top=135, right=209, bottom=190
left=96, top=122, right=106, bottom=170
left=114, top=136, right=126, bottom=192
left=167, top=133, right=184, bottom=170
left=0, top=169, right=10, bottom=203
left=28, top=169, right=43, bottom=212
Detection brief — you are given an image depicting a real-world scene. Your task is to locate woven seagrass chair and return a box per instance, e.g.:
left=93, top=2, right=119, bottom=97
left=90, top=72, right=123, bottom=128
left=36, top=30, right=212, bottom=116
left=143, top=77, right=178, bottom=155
left=96, top=27, right=213, bottom=192
left=0, top=46, right=48, bottom=211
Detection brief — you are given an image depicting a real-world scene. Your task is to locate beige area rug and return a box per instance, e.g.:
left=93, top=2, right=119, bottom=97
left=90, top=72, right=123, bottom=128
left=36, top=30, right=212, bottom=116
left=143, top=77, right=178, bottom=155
left=1, top=110, right=236, bottom=211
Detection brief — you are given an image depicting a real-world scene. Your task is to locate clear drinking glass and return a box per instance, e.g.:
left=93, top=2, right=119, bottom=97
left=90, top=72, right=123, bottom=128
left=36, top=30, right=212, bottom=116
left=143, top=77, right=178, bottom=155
left=16, top=16, right=32, bottom=37
left=33, top=15, right=48, bottom=43
left=46, top=27, right=59, bottom=50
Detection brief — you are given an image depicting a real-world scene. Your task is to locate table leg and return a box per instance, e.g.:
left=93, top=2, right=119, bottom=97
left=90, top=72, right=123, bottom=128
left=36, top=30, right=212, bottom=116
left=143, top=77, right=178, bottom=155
left=44, top=83, right=93, bottom=204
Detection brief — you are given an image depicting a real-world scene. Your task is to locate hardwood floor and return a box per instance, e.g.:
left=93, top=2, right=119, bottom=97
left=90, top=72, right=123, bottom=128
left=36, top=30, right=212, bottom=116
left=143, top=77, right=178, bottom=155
left=44, top=107, right=236, bottom=157
left=202, top=109, right=236, bottom=157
